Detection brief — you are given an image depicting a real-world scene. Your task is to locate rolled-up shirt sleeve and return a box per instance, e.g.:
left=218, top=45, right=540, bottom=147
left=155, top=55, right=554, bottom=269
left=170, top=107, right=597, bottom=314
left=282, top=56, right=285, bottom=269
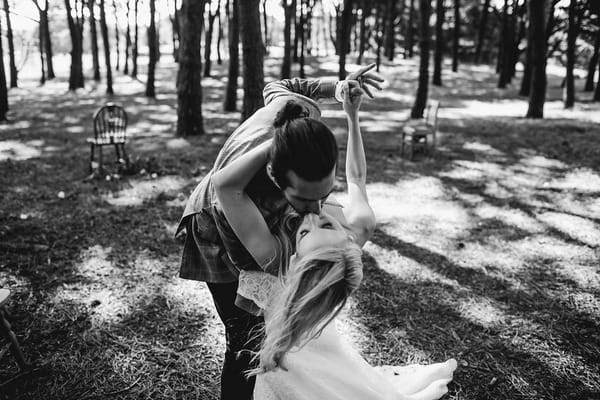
left=263, top=78, right=338, bottom=106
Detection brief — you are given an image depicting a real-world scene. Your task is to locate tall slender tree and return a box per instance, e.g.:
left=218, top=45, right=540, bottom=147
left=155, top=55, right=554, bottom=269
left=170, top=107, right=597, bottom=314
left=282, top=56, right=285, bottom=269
left=356, top=0, right=369, bottom=64
left=432, top=0, right=445, bottom=86
left=474, top=0, right=490, bottom=63
left=224, top=0, right=239, bottom=111
left=3, top=0, right=18, bottom=87
left=338, top=0, right=353, bottom=79
left=498, top=0, right=510, bottom=88
left=146, top=0, right=157, bottom=97
left=452, top=0, right=460, bottom=71
left=281, top=0, right=295, bottom=78
left=526, top=0, right=548, bottom=118
left=170, top=0, right=181, bottom=61
left=406, top=0, right=416, bottom=57
left=99, top=0, right=113, bottom=94
left=113, top=0, right=120, bottom=71
left=132, top=0, right=139, bottom=77
left=64, top=0, right=85, bottom=90
left=563, top=0, right=577, bottom=108
left=216, top=0, right=223, bottom=64
left=177, top=0, right=206, bottom=135
left=204, top=0, right=219, bottom=77
left=411, top=0, right=432, bottom=118
left=239, top=0, right=265, bottom=120
left=584, top=27, right=600, bottom=92
left=33, top=0, right=55, bottom=80
left=88, top=0, right=101, bottom=81
left=384, top=0, right=397, bottom=61
left=0, top=11, right=8, bottom=120
left=519, top=1, right=533, bottom=96
left=124, top=0, right=131, bottom=73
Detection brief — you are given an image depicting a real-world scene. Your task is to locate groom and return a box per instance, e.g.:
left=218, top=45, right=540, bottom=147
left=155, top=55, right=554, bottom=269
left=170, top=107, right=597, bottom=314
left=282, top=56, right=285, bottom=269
left=176, top=65, right=382, bottom=400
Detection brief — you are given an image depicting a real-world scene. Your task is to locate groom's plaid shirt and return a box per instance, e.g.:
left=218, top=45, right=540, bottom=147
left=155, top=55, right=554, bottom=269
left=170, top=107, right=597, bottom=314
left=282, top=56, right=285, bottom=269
left=175, top=78, right=338, bottom=310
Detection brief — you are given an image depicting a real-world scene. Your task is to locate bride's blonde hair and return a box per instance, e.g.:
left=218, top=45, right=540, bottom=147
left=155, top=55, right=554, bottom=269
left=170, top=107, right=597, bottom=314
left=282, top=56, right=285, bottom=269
left=254, top=242, right=363, bottom=373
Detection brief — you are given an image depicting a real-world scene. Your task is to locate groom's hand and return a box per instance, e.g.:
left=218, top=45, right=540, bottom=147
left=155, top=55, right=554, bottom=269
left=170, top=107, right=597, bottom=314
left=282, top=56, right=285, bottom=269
left=346, top=63, right=384, bottom=99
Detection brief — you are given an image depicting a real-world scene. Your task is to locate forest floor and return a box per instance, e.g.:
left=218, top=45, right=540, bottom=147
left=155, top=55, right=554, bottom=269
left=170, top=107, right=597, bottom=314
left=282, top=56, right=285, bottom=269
left=1, top=54, right=599, bottom=400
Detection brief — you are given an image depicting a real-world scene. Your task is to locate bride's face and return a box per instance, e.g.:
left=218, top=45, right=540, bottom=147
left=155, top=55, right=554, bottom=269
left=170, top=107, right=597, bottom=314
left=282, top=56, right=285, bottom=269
left=295, top=212, right=348, bottom=258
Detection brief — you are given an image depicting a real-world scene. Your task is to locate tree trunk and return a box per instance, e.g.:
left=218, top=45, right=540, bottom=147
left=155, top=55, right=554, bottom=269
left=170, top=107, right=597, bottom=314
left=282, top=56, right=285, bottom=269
left=64, top=0, right=85, bottom=90
left=375, top=2, right=384, bottom=72
left=563, top=0, right=576, bottom=108
left=262, top=0, right=269, bottom=54
left=519, top=18, right=533, bottom=96
left=224, top=0, right=239, bottom=111
left=0, top=13, right=8, bottom=120
left=38, top=14, right=46, bottom=85
left=406, top=0, right=415, bottom=58
left=124, top=0, right=131, bottom=74
left=293, top=2, right=300, bottom=61
left=88, top=0, right=101, bottom=81
left=384, top=0, right=396, bottom=61
left=357, top=0, right=370, bottom=64
left=299, top=0, right=306, bottom=78
left=239, top=0, right=265, bottom=120
left=498, top=0, right=510, bottom=88
left=132, top=0, right=139, bottom=78
left=452, top=0, right=459, bottom=72
left=474, top=0, right=490, bottom=63
left=171, top=0, right=180, bottom=62
left=40, top=1, right=55, bottom=79
left=146, top=0, right=157, bottom=97
left=281, top=0, right=294, bottom=79
left=204, top=1, right=217, bottom=77
left=3, top=0, right=18, bottom=87
left=411, top=0, right=431, bottom=118
left=594, top=54, right=600, bottom=100
left=113, top=0, right=120, bottom=71
left=338, top=0, right=353, bottom=80
left=99, top=0, right=113, bottom=94
left=526, top=0, right=547, bottom=118
left=584, top=29, right=600, bottom=92
left=177, top=0, right=205, bottom=135
left=432, top=0, right=444, bottom=86
left=217, top=0, right=223, bottom=64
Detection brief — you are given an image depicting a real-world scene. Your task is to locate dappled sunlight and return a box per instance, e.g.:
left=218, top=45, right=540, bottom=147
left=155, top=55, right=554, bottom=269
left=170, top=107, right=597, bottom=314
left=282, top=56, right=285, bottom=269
left=556, top=262, right=600, bottom=292
left=511, top=235, right=597, bottom=262
left=462, top=142, right=507, bottom=158
left=0, top=120, right=32, bottom=131
left=545, top=168, right=600, bottom=194
left=451, top=241, right=524, bottom=275
left=536, top=212, right=600, bottom=247
left=457, top=296, right=509, bottom=328
left=102, top=175, right=188, bottom=207
left=0, top=139, right=43, bottom=160
left=474, top=205, right=545, bottom=233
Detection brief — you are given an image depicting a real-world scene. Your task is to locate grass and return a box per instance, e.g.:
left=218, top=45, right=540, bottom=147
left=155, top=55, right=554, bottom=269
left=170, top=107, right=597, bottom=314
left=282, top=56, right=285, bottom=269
left=1, top=54, right=599, bottom=400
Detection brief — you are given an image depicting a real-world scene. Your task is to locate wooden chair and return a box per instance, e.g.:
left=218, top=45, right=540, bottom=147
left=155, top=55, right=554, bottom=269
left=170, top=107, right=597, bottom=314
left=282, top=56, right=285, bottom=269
left=0, top=289, right=30, bottom=370
left=401, top=100, right=440, bottom=160
left=87, top=103, right=130, bottom=173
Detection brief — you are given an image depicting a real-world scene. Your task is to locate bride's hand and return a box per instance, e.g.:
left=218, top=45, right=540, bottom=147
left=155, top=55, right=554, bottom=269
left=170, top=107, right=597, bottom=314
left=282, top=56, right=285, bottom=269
left=342, top=80, right=363, bottom=118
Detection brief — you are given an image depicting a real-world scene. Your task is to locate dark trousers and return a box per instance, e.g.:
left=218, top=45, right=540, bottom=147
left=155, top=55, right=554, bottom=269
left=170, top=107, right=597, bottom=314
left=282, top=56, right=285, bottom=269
left=207, top=281, right=264, bottom=400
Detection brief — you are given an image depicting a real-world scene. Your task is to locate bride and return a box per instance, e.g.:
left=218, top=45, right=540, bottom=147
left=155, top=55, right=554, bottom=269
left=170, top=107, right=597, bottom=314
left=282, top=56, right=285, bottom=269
left=212, top=82, right=457, bottom=400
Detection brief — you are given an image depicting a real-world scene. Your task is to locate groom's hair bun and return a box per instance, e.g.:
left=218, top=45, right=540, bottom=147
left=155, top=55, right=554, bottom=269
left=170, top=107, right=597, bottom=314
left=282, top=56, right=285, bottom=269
left=273, top=101, right=308, bottom=128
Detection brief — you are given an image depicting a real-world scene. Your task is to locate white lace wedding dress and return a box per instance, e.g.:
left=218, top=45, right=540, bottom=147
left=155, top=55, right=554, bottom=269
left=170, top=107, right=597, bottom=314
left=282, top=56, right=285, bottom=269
left=238, top=270, right=458, bottom=400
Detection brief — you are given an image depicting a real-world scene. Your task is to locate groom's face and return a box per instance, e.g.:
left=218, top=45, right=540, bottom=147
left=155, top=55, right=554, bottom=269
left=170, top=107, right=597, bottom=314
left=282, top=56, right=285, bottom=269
left=281, top=169, right=336, bottom=215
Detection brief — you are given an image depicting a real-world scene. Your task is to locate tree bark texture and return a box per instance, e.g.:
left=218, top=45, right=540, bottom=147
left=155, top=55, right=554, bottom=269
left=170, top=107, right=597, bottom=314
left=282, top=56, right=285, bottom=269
left=146, top=0, right=157, bottom=97
left=239, top=0, right=265, bottom=120
left=177, top=0, right=205, bottom=136
left=88, top=0, right=101, bottom=81
left=563, top=0, right=576, bottom=108
left=338, top=0, right=353, bottom=80
left=171, top=0, right=180, bottom=62
left=132, top=0, right=139, bottom=77
left=0, top=13, right=8, bottom=120
left=224, top=0, right=240, bottom=111
left=526, top=0, right=547, bottom=118
left=406, top=0, right=415, bottom=57
left=124, top=0, right=131, bottom=74
left=204, top=2, right=218, bottom=77
left=384, top=0, right=397, bottom=61
left=498, top=0, right=510, bottom=88
left=432, top=0, right=444, bottom=86
left=64, top=0, right=85, bottom=90
left=99, top=0, right=113, bottom=94
left=281, top=0, right=294, bottom=79
left=452, top=0, right=459, bottom=72
left=474, top=0, right=490, bottom=63
left=39, top=0, right=55, bottom=79
left=357, top=0, right=370, bottom=64
left=411, top=0, right=431, bottom=118
left=584, top=28, right=600, bottom=92
left=113, top=0, right=120, bottom=71
left=3, top=0, right=18, bottom=87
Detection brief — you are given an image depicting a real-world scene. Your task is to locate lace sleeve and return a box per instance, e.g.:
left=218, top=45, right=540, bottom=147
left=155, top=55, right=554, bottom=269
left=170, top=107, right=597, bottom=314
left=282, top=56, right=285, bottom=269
left=238, top=270, right=280, bottom=310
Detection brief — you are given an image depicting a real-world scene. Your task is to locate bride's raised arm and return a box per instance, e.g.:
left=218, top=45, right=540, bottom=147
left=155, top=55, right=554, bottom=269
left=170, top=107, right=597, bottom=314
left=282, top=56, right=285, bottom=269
left=340, top=81, right=376, bottom=248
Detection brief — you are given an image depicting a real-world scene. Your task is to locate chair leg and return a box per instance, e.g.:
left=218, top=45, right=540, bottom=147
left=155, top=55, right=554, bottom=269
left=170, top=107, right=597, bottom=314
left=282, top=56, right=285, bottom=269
left=98, top=145, right=104, bottom=173
left=120, top=144, right=130, bottom=168
left=0, top=308, right=29, bottom=370
left=89, top=143, right=95, bottom=173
